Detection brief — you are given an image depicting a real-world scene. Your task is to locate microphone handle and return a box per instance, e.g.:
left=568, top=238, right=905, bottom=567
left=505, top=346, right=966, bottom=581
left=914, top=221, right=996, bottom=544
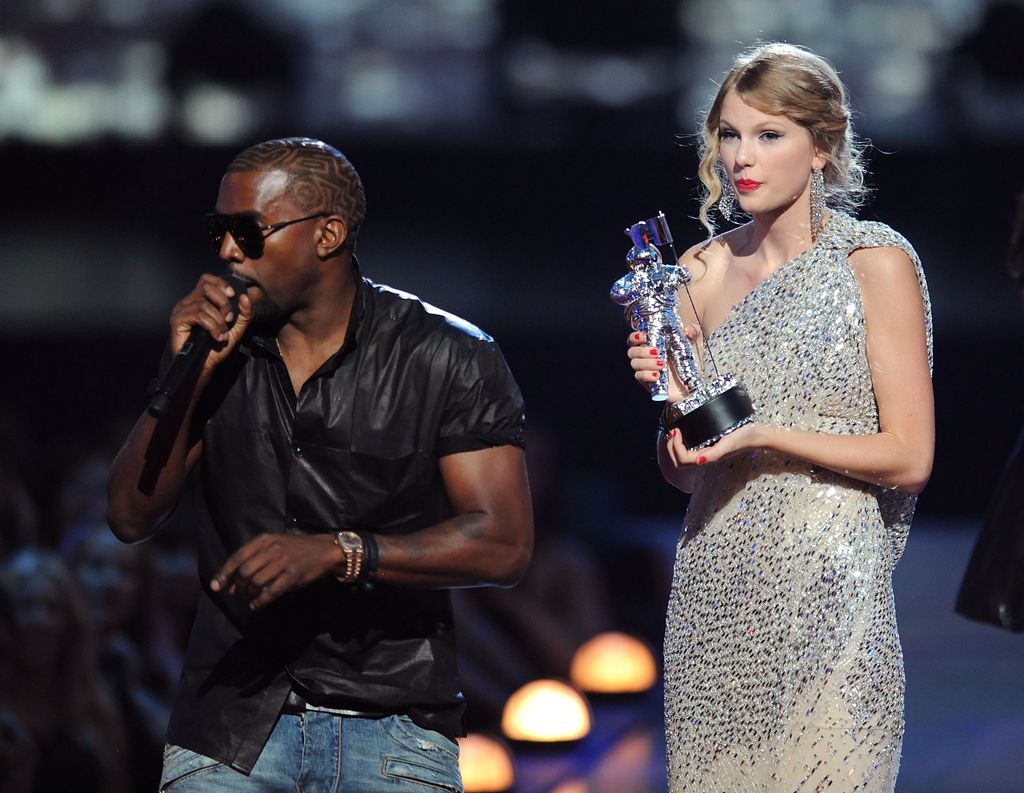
left=147, top=274, right=247, bottom=418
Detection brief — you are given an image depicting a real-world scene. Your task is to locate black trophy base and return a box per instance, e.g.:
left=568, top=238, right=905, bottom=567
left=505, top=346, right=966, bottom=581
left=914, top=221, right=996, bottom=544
left=669, top=382, right=755, bottom=450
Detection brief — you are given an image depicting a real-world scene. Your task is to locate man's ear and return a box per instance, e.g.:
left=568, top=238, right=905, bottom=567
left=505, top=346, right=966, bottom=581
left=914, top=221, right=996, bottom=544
left=317, top=216, right=348, bottom=258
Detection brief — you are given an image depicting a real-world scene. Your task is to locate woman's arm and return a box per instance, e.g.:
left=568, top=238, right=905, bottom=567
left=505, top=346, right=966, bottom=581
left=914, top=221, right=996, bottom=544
left=661, top=245, right=934, bottom=494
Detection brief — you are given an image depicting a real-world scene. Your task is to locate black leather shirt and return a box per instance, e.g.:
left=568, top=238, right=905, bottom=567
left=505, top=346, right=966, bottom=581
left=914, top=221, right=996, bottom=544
left=163, top=276, right=525, bottom=773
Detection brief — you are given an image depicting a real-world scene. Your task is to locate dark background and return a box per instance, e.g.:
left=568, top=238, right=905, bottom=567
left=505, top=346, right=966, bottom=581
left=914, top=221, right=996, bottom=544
left=3, top=4, right=1024, bottom=791
left=2, top=0, right=1023, bottom=534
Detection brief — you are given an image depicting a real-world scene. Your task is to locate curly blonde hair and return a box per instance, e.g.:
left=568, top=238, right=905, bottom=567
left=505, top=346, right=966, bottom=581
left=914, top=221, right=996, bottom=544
left=696, top=42, right=868, bottom=235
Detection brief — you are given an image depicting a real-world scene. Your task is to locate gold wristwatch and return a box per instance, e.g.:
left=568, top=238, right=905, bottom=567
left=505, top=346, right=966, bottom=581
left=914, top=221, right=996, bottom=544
left=333, top=531, right=365, bottom=583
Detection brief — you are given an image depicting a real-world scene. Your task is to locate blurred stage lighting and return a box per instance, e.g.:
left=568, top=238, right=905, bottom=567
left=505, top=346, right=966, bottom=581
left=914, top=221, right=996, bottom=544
left=501, top=679, right=591, bottom=743
left=569, top=631, right=658, bottom=694
left=549, top=783, right=587, bottom=793
left=458, top=733, right=515, bottom=792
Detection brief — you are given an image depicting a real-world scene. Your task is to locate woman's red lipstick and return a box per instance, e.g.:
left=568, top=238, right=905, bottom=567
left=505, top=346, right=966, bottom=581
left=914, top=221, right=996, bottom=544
left=735, top=179, right=762, bottom=193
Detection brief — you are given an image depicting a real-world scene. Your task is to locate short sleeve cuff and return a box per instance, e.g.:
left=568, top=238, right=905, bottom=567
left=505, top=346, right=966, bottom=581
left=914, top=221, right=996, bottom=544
left=436, top=429, right=525, bottom=457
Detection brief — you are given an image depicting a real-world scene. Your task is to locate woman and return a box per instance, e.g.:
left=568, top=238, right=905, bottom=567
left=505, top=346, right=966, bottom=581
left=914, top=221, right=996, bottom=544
left=627, top=43, right=933, bottom=790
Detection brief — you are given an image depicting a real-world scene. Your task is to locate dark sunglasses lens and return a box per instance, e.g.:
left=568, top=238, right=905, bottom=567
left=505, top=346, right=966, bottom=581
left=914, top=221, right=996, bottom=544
left=206, top=214, right=263, bottom=257
left=230, top=218, right=264, bottom=257
left=206, top=214, right=227, bottom=248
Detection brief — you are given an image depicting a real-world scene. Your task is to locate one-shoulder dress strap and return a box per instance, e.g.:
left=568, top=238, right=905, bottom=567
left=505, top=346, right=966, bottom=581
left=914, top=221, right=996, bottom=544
left=825, top=212, right=933, bottom=371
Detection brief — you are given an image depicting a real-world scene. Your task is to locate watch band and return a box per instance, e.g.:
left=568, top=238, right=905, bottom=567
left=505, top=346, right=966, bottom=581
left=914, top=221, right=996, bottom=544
left=333, top=531, right=365, bottom=583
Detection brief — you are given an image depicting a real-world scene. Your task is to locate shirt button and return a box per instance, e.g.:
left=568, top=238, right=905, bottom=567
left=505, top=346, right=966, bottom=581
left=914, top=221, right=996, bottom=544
left=286, top=515, right=297, bottom=526
left=293, top=445, right=302, bottom=457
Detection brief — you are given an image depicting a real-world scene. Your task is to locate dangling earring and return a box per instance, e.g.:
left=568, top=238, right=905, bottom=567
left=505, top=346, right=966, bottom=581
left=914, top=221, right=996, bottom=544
left=717, top=165, right=735, bottom=221
left=719, top=182, right=736, bottom=221
left=809, top=168, right=825, bottom=241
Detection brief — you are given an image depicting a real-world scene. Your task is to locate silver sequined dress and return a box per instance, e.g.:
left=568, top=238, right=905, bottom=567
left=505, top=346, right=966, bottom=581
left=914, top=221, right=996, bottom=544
left=664, top=213, right=932, bottom=792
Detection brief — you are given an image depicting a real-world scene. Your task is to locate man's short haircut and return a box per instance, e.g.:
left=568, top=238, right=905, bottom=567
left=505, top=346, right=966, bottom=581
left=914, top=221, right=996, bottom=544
left=228, top=137, right=366, bottom=247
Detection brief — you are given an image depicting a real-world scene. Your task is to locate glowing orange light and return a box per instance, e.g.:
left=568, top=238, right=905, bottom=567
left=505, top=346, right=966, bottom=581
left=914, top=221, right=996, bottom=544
left=569, top=631, right=658, bottom=693
left=549, top=782, right=588, bottom=793
left=458, top=733, right=515, bottom=792
left=501, top=679, right=591, bottom=742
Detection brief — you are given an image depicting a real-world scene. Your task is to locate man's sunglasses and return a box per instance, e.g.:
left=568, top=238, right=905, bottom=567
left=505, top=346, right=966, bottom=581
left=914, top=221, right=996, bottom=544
left=205, top=211, right=328, bottom=259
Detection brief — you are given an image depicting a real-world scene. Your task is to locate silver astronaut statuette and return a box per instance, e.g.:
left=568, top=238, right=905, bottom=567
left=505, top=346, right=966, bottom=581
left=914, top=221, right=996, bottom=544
left=610, top=212, right=755, bottom=450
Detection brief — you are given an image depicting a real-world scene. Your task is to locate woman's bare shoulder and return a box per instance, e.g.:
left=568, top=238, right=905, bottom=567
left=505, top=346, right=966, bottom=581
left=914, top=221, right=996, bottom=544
left=679, top=226, right=744, bottom=280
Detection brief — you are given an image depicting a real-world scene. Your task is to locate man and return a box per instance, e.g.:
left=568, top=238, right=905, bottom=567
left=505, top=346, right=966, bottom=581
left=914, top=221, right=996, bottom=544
left=107, top=137, right=533, bottom=792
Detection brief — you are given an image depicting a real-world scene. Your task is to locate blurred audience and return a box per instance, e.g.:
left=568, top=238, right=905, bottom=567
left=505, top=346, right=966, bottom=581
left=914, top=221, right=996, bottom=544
left=67, top=523, right=178, bottom=792
left=0, top=550, right=127, bottom=793
left=0, top=402, right=199, bottom=793
left=0, top=586, right=33, bottom=793
left=0, top=461, right=37, bottom=558
left=453, top=424, right=614, bottom=730
left=0, top=405, right=41, bottom=557
left=142, top=522, right=200, bottom=693
left=57, top=457, right=113, bottom=552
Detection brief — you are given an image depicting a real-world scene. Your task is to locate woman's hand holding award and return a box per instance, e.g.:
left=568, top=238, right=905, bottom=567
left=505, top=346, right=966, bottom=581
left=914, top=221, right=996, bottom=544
left=611, top=212, right=755, bottom=450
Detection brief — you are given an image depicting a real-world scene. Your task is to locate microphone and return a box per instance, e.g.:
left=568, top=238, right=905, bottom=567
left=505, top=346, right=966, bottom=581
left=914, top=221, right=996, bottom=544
left=147, top=273, right=248, bottom=418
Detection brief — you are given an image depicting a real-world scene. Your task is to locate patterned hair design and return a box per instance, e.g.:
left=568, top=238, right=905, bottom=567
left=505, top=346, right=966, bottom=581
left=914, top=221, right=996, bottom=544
left=228, top=137, right=366, bottom=246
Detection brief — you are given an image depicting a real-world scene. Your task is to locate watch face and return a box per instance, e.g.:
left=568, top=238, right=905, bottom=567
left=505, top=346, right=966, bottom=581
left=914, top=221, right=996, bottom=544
left=336, top=531, right=361, bottom=550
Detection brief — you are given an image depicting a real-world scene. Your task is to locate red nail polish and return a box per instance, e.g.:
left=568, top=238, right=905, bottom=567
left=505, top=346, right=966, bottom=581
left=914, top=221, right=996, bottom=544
left=656, top=359, right=665, bottom=367
left=697, top=455, right=707, bottom=465
left=633, top=332, right=642, bottom=341
left=649, top=348, right=659, bottom=356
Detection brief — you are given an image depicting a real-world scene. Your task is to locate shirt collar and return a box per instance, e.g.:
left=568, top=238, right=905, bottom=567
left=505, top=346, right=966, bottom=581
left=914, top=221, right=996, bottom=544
left=249, top=260, right=367, bottom=370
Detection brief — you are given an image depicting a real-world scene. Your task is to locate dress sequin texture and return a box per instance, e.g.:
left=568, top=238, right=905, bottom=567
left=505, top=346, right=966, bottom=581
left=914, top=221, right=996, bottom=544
left=663, top=213, right=932, bottom=791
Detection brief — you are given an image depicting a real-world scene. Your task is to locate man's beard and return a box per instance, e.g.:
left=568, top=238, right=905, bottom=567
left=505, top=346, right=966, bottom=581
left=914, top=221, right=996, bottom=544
left=247, top=293, right=286, bottom=337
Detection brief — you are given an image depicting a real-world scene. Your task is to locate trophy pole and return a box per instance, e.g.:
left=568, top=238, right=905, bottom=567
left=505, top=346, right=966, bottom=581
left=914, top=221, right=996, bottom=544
left=644, top=211, right=721, bottom=380
left=612, top=211, right=756, bottom=449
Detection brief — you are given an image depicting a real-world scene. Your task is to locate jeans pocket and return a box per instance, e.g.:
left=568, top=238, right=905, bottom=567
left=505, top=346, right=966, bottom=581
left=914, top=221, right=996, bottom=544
left=387, top=715, right=460, bottom=759
left=378, top=716, right=461, bottom=791
left=382, top=757, right=462, bottom=792
left=159, top=744, right=223, bottom=791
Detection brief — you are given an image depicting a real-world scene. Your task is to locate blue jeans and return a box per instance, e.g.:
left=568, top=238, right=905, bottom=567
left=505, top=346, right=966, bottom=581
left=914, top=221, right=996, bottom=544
left=159, top=712, right=463, bottom=792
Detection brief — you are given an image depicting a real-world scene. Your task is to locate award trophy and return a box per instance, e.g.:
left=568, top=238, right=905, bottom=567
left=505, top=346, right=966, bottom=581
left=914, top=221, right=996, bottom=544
left=610, top=211, right=755, bottom=450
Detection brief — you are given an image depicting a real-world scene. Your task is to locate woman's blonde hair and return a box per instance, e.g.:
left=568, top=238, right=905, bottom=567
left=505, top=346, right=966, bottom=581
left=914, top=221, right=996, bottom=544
left=696, top=42, right=868, bottom=235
